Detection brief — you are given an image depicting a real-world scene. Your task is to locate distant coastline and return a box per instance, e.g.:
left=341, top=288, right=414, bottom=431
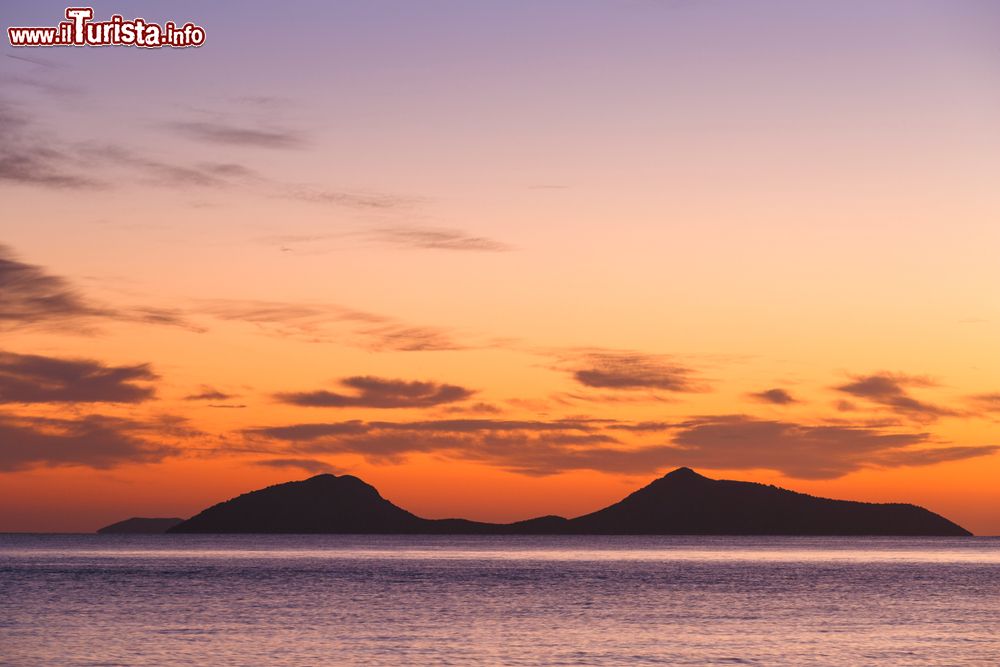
left=99, top=468, right=971, bottom=536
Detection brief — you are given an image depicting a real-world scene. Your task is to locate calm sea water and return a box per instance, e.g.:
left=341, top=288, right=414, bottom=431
left=1, top=535, right=999, bottom=666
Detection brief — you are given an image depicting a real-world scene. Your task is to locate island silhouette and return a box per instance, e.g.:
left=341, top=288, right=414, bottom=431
left=96, top=517, right=184, bottom=534
left=98, top=468, right=971, bottom=535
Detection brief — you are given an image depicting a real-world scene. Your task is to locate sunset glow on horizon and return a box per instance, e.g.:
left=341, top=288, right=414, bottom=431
left=3, top=0, right=1000, bottom=534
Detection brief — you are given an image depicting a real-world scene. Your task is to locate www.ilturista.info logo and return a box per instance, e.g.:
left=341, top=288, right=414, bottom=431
left=8, top=7, right=205, bottom=48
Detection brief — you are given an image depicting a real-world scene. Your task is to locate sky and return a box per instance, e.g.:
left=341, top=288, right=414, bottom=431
left=2, top=0, right=1000, bottom=534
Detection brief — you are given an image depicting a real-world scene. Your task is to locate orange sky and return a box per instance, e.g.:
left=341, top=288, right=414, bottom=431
left=2, top=1, right=1000, bottom=534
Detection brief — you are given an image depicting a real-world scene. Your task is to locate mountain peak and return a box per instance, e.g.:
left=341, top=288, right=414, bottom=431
left=304, top=473, right=369, bottom=488
left=169, top=472, right=417, bottom=533
left=662, top=467, right=708, bottom=481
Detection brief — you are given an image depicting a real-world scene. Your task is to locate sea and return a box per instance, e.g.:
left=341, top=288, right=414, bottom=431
left=1, top=534, right=998, bottom=666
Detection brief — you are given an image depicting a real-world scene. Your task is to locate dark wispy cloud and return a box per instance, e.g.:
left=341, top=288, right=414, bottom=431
left=252, top=458, right=335, bottom=473
left=76, top=143, right=257, bottom=189
left=667, top=415, right=994, bottom=479
left=364, top=325, right=463, bottom=352
left=244, top=413, right=997, bottom=479
left=442, top=402, right=503, bottom=415
left=749, top=388, right=797, bottom=405
left=245, top=417, right=646, bottom=475
left=373, top=226, right=513, bottom=252
left=0, top=95, right=321, bottom=205
left=0, top=100, right=96, bottom=188
left=0, top=243, right=107, bottom=328
left=570, top=352, right=707, bottom=393
left=6, top=97, right=498, bottom=257
left=277, top=376, right=474, bottom=409
left=204, top=300, right=382, bottom=327
left=606, top=421, right=674, bottom=432
left=260, top=224, right=512, bottom=254
left=0, top=244, right=197, bottom=332
left=246, top=421, right=370, bottom=441
left=835, top=373, right=959, bottom=421
left=1, top=72, right=81, bottom=98
left=202, top=298, right=465, bottom=350
left=247, top=419, right=608, bottom=443
left=232, top=95, right=288, bottom=107
left=555, top=391, right=678, bottom=405
left=1, top=92, right=428, bottom=231
left=5, top=53, right=64, bottom=69
left=368, top=418, right=599, bottom=433
left=968, top=394, right=1000, bottom=413
left=1, top=97, right=263, bottom=193
left=0, top=413, right=185, bottom=471
left=0, top=351, right=156, bottom=404
left=283, top=186, right=417, bottom=210
left=184, top=386, right=234, bottom=401
left=167, top=120, right=305, bottom=149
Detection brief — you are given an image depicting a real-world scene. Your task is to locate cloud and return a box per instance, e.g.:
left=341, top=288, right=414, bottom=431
left=1, top=97, right=260, bottom=194
left=361, top=325, right=464, bottom=352
left=0, top=351, right=156, bottom=404
left=0, top=97, right=258, bottom=193
left=5, top=54, right=64, bottom=69
left=969, top=394, right=1000, bottom=413
left=1, top=73, right=81, bottom=98
left=555, top=391, right=678, bottom=405
left=277, top=376, right=474, bottom=409
left=571, top=352, right=706, bottom=392
left=246, top=421, right=370, bottom=441
left=232, top=95, right=288, bottom=107
left=6, top=98, right=499, bottom=260
left=260, top=225, right=512, bottom=255
left=667, top=415, right=994, bottom=479
left=442, top=402, right=503, bottom=415
left=247, top=419, right=602, bottom=443
left=0, top=413, right=184, bottom=471
left=0, top=244, right=107, bottom=328
left=283, top=186, right=417, bottom=210
left=244, top=413, right=997, bottom=479
left=243, top=416, right=668, bottom=476
left=0, top=244, right=197, bottom=333
left=246, top=417, right=666, bottom=476
left=184, top=386, right=234, bottom=401
left=204, top=300, right=382, bottom=327
left=252, top=458, right=335, bottom=473
left=77, top=143, right=258, bottom=189
left=835, top=373, right=959, bottom=421
left=202, top=298, right=465, bottom=350
left=126, top=306, right=200, bottom=330
left=0, top=100, right=96, bottom=189
left=369, top=418, right=599, bottom=433
left=372, top=226, right=512, bottom=252
left=168, top=120, right=304, bottom=149
left=749, top=388, right=797, bottom=405
left=606, top=421, right=674, bottom=432
left=1, top=97, right=411, bottom=219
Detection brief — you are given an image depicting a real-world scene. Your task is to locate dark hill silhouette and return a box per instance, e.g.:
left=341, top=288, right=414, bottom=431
left=97, top=517, right=184, bottom=534
left=568, top=467, right=969, bottom=535
left=166, top=468, right=970, bottom=536
left=170, top=474, right=425, bottom=533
